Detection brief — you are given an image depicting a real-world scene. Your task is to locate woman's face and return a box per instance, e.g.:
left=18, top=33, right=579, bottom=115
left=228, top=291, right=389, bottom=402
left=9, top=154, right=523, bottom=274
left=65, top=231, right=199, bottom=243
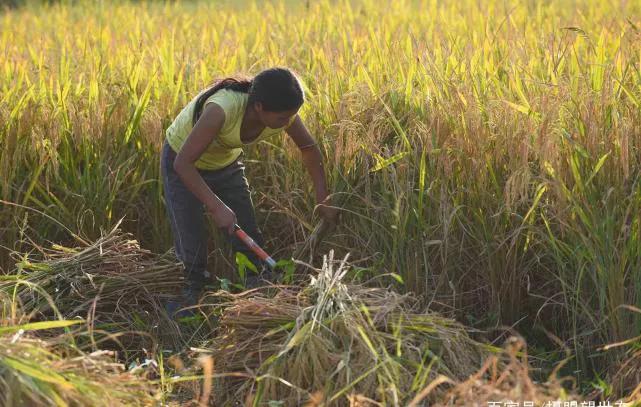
left=255, top=103, right=299, bottom=129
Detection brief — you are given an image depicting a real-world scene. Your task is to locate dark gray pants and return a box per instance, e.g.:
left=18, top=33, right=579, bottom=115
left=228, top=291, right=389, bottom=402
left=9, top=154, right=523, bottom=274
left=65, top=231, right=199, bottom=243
left=160, top=140, right=264, bottom=288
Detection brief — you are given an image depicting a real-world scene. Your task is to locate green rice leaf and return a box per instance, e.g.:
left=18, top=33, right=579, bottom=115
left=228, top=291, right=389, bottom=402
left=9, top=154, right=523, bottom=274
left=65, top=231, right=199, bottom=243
left=0, top=320, right=84, bottom=335
left=2, top=357, right=74, bottom=390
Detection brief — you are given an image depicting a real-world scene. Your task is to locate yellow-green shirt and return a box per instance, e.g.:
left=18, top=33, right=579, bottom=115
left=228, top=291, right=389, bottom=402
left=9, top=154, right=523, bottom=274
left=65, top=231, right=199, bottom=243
left=165, top=88, right=295, bottom=170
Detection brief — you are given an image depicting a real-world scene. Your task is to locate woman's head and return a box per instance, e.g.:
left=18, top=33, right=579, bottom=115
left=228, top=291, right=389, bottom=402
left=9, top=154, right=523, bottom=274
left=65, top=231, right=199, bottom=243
left=248, top=67, right=304, bottom=128
left=192, top=67, right=305, bottom=128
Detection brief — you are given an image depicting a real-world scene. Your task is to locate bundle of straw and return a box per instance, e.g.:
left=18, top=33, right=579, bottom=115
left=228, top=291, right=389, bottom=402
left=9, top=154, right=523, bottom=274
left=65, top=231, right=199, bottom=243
left=206, top=251, right=491, bottom=406
left=0, top=219, right=184, bottom=350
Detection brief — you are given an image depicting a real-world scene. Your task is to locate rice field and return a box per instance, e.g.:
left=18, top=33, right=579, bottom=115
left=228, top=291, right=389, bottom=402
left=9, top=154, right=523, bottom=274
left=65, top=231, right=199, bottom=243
left=1, top=0, right=640, bottom=405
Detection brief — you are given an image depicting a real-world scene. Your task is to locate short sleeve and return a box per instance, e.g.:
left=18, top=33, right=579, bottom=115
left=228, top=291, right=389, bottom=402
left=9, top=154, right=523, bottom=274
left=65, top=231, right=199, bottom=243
left=203, top=89, right=241, bottom=131
left=203, top=89, right=243, bottom=133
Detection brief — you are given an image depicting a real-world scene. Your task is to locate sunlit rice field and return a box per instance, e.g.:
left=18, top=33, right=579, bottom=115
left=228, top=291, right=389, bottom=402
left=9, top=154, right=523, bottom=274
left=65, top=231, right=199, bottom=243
left=1, top=0, right=640, bottom=405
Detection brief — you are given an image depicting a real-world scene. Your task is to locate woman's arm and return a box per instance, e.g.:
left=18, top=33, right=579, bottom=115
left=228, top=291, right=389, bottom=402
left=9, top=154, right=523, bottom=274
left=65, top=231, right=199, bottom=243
left=173, top=103, right=237, bottom=233
left=285, top=115, right=338, bottom=222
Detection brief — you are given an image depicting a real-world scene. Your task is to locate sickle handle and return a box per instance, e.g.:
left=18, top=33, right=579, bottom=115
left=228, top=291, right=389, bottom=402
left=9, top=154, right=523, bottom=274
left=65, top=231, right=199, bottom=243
left=234, top=224, right=277, bottom=269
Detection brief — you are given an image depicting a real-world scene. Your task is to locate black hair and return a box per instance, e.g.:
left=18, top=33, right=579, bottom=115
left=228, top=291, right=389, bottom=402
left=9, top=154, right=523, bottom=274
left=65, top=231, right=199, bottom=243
left=192, top=67, right=305, bottom=126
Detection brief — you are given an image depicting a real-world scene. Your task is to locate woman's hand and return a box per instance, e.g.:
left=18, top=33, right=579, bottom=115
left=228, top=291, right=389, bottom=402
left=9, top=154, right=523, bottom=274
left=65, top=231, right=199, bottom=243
left=207, top=201, right=237, bottom=235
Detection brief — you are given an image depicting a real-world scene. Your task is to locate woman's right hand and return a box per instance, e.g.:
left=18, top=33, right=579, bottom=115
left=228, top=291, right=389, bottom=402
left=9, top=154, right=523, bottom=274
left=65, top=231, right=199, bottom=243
left=207, top=201, right=237, bottom=235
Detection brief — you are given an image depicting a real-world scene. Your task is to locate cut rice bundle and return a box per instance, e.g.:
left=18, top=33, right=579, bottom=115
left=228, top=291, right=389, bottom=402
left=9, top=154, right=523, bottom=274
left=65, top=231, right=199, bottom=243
left=0, top=219, right=184, bottom=351
left=207, top=251, right=492, bottom=406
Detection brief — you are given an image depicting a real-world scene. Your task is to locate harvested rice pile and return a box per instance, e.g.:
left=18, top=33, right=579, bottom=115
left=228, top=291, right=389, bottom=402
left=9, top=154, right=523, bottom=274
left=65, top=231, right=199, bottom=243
left=206, top=251, right=492, bottom=406
left=0, top=220, right=184, bottom=351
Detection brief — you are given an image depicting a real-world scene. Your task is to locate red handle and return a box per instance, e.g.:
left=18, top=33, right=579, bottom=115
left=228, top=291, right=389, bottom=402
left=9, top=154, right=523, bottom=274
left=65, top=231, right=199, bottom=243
left=234, top=225, right=277, bottom=268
